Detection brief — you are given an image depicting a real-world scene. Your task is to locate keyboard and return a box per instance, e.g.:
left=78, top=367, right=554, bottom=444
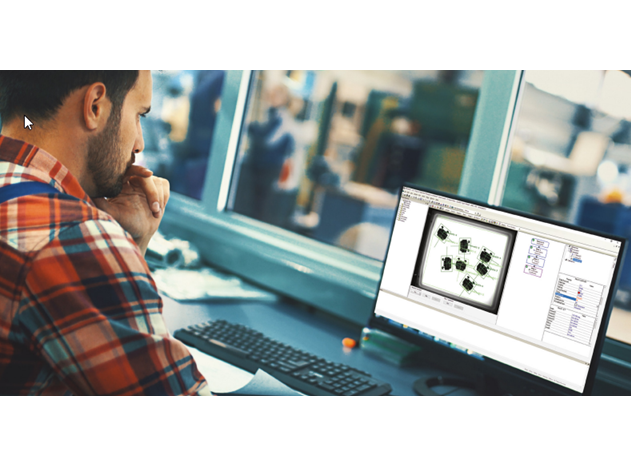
left=174, top=319, right=392, bottom=396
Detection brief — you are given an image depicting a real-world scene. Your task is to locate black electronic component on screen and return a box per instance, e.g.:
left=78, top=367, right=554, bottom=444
left=437, top=227, right=448, bottom=241
left=477, top=263, right=488, bottom=276
left=480, top=250, right=492, bottom=263
left=456, top=259, right=466, bottom=271
left=443, top=257, right=452, bottom=270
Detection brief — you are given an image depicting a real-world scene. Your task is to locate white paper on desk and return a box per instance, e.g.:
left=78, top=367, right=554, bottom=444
left=152, top=268, right=278, bottom=302
left=214, top=369, right=303, bottom=396
left=186, top=345, right=252, bottom=393
left=185, top=345, right=303, bottom=396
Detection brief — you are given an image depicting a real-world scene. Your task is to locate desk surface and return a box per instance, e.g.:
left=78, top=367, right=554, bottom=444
left=161, top=295, right=456, bottom=396
left=162, top=295, right=630, bottom=396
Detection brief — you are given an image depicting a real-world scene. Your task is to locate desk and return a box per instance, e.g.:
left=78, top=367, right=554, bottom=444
left=161, top=295, right=456, bottom=396
left=162, top=295, right=630, bottom=396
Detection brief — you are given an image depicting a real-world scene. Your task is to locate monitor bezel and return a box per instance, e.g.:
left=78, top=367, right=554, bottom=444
left=368, top=182, right=627, bottom=396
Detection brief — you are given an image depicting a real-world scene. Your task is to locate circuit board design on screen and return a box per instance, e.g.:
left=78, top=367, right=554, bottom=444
left=411, top=209, right=516, bottom=314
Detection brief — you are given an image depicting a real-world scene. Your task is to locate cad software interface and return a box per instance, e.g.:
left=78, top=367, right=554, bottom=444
left=376, top=186, right=622, bottom=393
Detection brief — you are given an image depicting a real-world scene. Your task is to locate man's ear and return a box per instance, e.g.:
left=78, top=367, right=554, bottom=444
left=83, top=82, right=110, bottom=131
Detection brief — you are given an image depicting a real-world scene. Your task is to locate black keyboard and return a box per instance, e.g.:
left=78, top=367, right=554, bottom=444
left=174, top=319, right=392, bottom=396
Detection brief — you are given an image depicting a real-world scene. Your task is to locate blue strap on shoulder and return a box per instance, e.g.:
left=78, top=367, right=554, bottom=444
left=0, top=181, right=75, bottom=204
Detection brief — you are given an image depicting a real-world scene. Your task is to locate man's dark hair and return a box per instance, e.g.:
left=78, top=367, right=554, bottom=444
left=0, top=71, right=139, bottom=125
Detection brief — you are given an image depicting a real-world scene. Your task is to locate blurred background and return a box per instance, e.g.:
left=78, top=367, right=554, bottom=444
left=501, top=71, right=631, bottom=340
left=132, top=70, right=631, bottom=345
left=141, top=70, right=483, bottom=261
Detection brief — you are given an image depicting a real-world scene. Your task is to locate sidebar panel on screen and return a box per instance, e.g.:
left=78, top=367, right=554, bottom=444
left=380, top=193, right=429, bottom=298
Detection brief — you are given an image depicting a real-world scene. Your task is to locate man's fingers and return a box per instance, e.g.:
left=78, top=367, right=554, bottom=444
left=123, top=165, right=153, bottom=183
left=126, top=164, right=153, bottom=177
left=156, top=178, right=170, bottom=217
left=162, top=178, right=170, bottom=208
left=129, top=176, right=162, bottom=217
left=128, top=175, right=170, bottom=218
left=156, top=179, right=165, bottom=217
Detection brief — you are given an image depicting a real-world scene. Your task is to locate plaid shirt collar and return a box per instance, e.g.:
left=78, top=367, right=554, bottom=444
left=0, top=134, right=93, bottom=204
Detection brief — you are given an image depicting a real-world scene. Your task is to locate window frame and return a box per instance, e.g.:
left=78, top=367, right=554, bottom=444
left=459, top=70, right=525, bottom=204
left=160, top=70, right=383, bottom=325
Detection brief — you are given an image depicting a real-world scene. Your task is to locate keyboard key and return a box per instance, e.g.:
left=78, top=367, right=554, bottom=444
left=277, top=362, right=295, bottom=372
left=285, top=359, right=311, bottom=369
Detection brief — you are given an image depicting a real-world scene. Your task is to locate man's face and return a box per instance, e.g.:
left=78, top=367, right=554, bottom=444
left=87, top=71, right=152, bottom=198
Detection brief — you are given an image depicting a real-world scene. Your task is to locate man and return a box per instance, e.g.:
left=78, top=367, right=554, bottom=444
left=0, top=71, right=209, bottom=395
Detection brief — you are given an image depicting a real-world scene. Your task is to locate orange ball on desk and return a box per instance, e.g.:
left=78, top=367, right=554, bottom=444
left=342, top=337, right=357, bottom=348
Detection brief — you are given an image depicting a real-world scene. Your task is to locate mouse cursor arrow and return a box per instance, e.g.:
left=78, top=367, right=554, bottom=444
left=24, top=115, right=33, bottom=130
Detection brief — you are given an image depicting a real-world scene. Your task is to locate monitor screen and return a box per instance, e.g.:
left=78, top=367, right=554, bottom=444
left=371, top=185, right=626, bottom=394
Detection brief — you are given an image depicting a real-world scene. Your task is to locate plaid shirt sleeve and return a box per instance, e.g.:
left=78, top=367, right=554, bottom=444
left=18, top=217, right=210, bottom=395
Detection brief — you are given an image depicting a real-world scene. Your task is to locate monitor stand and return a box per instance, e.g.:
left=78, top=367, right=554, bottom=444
left=413, top=374, right=500, bottom=396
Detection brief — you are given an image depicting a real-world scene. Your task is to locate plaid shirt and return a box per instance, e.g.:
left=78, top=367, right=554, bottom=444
left=0, top=135, right=209, bottom=395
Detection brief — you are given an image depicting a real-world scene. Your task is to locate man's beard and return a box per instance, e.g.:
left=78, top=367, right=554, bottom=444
left=87, top=108, right=130, bottom=198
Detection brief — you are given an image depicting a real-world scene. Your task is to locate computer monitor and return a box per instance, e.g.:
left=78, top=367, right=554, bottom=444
left=369, top=184, right=626, bottom=395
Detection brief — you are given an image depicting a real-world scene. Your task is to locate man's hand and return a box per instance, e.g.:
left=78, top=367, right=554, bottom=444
left=93, top=165, right=170, bottom=256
